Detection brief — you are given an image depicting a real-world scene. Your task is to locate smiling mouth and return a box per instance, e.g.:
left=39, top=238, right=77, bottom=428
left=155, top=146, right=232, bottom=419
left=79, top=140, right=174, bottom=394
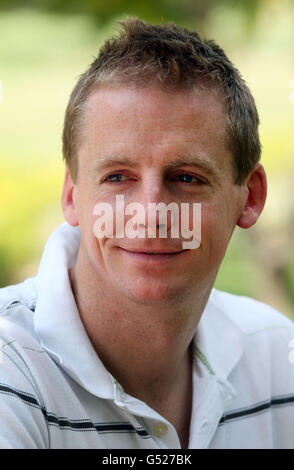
left=136, top=251, right=183, bottom=255
left=118, top=247, right=187, bottom=261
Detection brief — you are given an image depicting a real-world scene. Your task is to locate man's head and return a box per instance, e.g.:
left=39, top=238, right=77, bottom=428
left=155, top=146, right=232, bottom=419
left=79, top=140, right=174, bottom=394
left=62, top=18, right=261, bottom=186
left=61, top=19, right=266, bottom=306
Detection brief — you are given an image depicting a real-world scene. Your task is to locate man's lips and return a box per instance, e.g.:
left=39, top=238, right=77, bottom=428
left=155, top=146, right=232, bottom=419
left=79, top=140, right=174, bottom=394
left=118, top=246, right=186, bottom=254
left=117, top=246, right=188, bottom=263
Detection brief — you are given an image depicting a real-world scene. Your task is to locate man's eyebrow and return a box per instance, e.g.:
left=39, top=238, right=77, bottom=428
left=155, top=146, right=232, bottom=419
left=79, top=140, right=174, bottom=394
left=89, top=156, right=139, bottom=173
left=162, top=155, right=222, bottom=180
left=89, top=153, right=223, bottom=180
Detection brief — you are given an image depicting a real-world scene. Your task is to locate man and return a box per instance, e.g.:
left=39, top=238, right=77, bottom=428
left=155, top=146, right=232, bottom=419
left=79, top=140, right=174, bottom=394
left=0, top=18, right=293, bottom=449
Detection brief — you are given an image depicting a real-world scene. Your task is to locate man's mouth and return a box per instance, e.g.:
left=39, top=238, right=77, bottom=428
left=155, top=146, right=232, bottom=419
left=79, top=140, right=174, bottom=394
left=141, top=252, right=167, bottom=255
left=117, top=247, right=188, bottom=263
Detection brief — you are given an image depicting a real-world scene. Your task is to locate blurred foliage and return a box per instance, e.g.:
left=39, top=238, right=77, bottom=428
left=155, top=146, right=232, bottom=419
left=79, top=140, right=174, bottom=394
left=0, top=0, right=293, bottom=319
left=0, top=0, right=264, bottom=30
left=0, top=163, right=64, bottom=286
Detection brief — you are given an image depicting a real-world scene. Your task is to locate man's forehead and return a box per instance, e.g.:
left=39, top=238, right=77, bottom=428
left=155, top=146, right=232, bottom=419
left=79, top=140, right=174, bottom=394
left=85, top=83, right=226, bottom=120
left=82, top=85, right=228, bottom=150
left=79, top=84, right=232, bottom=181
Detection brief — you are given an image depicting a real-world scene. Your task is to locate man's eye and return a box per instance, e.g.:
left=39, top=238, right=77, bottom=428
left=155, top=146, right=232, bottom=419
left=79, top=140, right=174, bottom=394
left=104, top=173, right=129, bottom=183
left=173, top=174, right=205, bottom=184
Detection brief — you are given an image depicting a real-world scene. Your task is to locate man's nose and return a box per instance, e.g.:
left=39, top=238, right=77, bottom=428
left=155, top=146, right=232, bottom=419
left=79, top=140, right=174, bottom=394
left=138, top=174, right=164, bottom=203
left=132, top=174, right=173, bottom=233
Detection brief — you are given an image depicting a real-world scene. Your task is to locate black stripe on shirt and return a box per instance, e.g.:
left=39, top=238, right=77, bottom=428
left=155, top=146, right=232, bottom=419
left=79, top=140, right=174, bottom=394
left=219, top=394, right=294, bottom=425
left=0, top=384, right=150, bottom=438
left=46, top=413, right=149, bottom=437
left=95, top=423, right=149, bottom=437
left=0, top=383, right=41, bottom=408
left=4, top=381, right=292, bottom=435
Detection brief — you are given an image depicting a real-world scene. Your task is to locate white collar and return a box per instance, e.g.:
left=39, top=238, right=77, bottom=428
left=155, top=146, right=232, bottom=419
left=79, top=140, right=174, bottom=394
left=196, top=290, right=245, bottom=380
left=34, top=222, right=116, bottom=399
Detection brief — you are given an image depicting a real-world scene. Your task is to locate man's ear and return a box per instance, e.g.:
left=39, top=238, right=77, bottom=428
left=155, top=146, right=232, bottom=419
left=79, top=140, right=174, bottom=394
left=61, top=166, right=79, bottom=226
left=237, top=163, right=267, bottom=229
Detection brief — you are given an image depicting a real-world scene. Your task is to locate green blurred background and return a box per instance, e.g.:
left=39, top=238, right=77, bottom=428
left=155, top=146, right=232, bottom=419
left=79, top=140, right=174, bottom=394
left=0, top=0, right=293, bottom=320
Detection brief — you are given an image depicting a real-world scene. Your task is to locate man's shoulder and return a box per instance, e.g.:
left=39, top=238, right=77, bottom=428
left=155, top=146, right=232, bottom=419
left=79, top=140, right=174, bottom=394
left=207, top=289, right=294, bottom=393
left=0, top=279, right=50, bottom=448
left=0, top=277, right=39, bottom=351
left=0, top=277, right=37, bottom=314
left=210, top=288, right=294, bottom=335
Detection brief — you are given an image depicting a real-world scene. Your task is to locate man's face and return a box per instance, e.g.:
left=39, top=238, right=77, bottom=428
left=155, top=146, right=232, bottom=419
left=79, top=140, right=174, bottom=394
left=67, top=85, right=248, bottom=304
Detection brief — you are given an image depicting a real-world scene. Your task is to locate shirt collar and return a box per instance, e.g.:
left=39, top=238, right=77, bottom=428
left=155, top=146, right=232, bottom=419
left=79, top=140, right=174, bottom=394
left=194, top=290, right=245, bottom=381
left=34, top=222, right=116, bottom=399
left=33, top=222, right=244, bottom=402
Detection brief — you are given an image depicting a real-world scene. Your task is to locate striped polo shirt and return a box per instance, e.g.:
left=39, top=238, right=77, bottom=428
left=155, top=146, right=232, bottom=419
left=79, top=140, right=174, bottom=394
left=0, top=222, right=293, bottom=449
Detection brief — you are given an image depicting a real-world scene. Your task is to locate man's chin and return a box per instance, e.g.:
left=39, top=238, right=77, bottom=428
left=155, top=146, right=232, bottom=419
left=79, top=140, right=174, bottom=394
left=115, top=280, right=187, bottom=306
